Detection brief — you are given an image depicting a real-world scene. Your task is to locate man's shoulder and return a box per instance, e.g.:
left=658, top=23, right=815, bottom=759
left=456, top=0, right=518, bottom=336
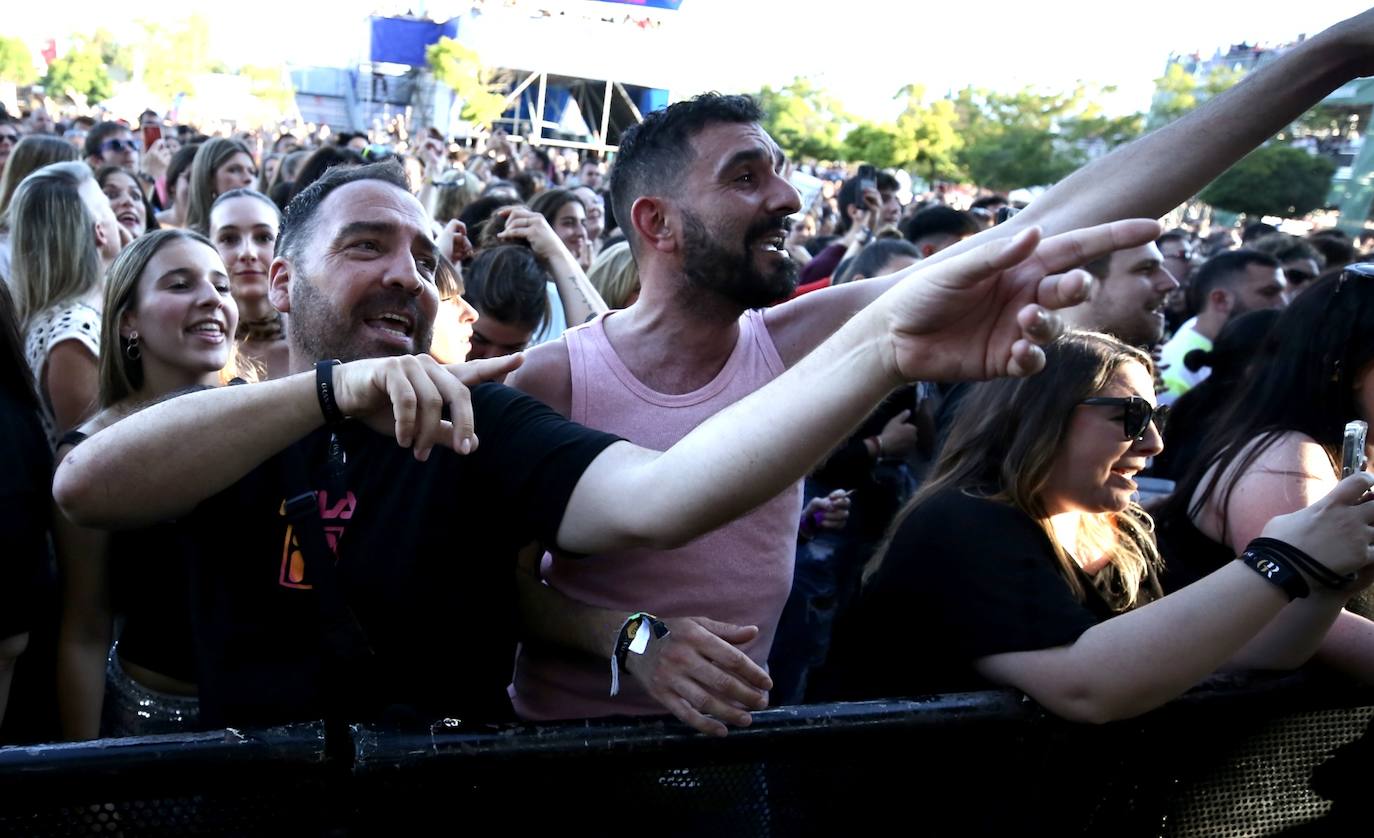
left=505, top=338, right=573, bottom=417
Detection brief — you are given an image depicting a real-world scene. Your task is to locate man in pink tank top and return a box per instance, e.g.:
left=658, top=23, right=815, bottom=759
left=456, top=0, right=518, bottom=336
left=507, top=29, right=1374, bottom=734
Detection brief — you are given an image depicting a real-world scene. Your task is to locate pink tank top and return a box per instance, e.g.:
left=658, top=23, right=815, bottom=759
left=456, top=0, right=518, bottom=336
left=511, top=309, right=801, bottom=720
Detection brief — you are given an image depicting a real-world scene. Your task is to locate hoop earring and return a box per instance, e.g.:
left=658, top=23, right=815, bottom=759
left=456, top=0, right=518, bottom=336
left=126, top=331, right=141, bottom=361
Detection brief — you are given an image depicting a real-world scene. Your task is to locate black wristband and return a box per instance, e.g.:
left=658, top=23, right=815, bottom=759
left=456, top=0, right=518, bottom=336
left=1238, top=542, right=1310, bottom=601
left=315, top=359, right=347, bottom=427
left=1249, top=537, right=1356, bottom=591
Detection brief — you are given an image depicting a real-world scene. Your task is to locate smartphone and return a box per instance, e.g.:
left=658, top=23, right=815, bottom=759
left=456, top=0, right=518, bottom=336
left=142, top=123, right=161, bottom=151
left=1342, top=420, right=1368, bottom=478
left=855, top=163, right=877, bottom=198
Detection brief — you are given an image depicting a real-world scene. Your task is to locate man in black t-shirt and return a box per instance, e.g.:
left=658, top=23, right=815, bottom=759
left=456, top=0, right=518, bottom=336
left=53, top=158, right=1160, bottom=730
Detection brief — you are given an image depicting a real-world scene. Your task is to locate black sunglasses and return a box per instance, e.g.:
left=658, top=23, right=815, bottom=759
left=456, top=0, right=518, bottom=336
left=1080, top=396, right=1169, bottom=440
left=100, top=139, right=139, bottom=153
left=0, top=132, right=18, bottom=143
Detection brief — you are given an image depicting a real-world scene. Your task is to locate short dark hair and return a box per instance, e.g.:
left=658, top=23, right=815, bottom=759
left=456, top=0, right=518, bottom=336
left=1240, top=221, right=1279, bottom=244
left=901, top=206, right=979, bottom=244
left=291, top=146, right=365, bottom=199
left=1248, top=233, right=1323, bottom=269
left=462, top=245, right=552, bottom=330
left=876, top=171, right=899, bottom=194
left=278, top=159, right=411, bottom=266
left=1192, top=248, right=1280, bottom=302
left=836, top=239, right=921, bottom=284
left=610, top=92, right=763, bottom=252
left=970, top=194, right=1008, bottom=211
left=1156, top=229, right=1190, bottom=248
left=84, top=121, right=130, bottom=159
left=1307, top=228, right=1355, bottom=269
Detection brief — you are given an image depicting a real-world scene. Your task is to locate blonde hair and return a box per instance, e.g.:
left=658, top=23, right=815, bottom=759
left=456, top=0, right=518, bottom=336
left=430, top=167, right=483, bottom=224
left=99, top=228, right=247, bottom=407
left=0, top=135, right=79, bottom=220
left=586, top=240, right=640, bottom=309
left=184, top=138, right=255, bottom=235
left=866, top=332, right=1163, bottom=611
left=9, top=161, right=103, bottom=327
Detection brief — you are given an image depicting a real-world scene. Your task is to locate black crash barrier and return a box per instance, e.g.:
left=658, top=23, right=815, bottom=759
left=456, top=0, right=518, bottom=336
left=1, top=672, right=1370, bottom=837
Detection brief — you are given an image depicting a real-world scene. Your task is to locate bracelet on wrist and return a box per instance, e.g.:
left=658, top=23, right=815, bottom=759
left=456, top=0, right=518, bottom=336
left=1248, top=537, right=1356, bottom=591
left=1238, top=541, right=1310, bottom=601
left=315, top=359, right=347, bottom=427
left=869, top=436, right=885, bottom=459
left=609, top=612, right=669, bottom=697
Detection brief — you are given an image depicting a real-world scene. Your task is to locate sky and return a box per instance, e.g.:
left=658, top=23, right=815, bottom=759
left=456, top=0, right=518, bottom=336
left=11, top=1, right=1374, bottom=120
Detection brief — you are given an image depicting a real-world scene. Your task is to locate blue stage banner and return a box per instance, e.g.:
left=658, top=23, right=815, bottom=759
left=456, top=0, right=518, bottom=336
left=369, top=17, right=460, bottom=67
left=591, top=0, right=685, bottom=9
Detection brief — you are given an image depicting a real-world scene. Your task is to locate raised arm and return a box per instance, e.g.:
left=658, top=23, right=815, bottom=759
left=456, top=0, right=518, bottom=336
left=766, top=8, right=1374, bottom=365
left=555, top=220, right=1160, bottom=554
left=974, top=474, right=1374, bottom=724
left=496, top=206, right=608, bottom=327
left=53, top=354, right=524, bottom=529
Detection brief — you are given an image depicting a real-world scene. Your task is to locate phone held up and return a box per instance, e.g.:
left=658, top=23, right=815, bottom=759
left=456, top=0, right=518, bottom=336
left=1343, top=419, right=1369, bottom=478
left=142, top=123, right=161, bottom=151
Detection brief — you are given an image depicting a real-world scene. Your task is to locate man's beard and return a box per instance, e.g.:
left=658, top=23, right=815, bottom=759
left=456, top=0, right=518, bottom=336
left=680, top=208, right=799, bottom=310
left=290, top=274, right=434, bottom=364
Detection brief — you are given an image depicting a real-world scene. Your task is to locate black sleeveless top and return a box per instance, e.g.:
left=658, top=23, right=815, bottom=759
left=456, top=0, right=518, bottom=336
left=60, top=430, right=198, bottom=684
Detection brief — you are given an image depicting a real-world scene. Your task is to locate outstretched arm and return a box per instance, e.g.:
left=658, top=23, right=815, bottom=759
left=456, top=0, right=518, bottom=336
left=555, top=220, right=1160, bottom=554
left=766, top=8, right=1374, bottom=366
left=975, top=474, right=1374, bottom=724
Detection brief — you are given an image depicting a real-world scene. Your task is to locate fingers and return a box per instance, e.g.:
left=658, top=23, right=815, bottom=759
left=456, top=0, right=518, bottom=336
left=1033, top=269, right=1093, bottom=310
left=1029, top=219, right=1162, bottom=277
left=445, top=353, right=525, bottom=387
left=662, top=694, right=730, bottom=737
left=1005, top=338, right=1047, bottom=378
left=425, top=360, right=477, bottom=457
left=1327, top=472, right=1374, bottom=508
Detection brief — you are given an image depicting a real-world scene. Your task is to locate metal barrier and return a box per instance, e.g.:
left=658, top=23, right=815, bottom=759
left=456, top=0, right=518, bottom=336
left=1, top=672, right=1369, bottom=837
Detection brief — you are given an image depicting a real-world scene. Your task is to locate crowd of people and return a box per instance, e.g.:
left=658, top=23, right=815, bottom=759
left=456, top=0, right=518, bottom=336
left=2, top=9, right=1374, bottom=756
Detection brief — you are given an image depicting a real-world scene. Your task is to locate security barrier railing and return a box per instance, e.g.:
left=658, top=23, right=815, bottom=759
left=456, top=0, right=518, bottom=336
left=1, top=670, right=1368, bottom=837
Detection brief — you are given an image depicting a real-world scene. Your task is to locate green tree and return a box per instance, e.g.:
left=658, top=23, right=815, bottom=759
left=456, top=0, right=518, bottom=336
left=43, top=37, right=114, bottom=104
left=0, top=36, right=38, bottom=86
left=139, top=15, right=217, bottom=101
left=427, top=38, right=512, bottom=129
left=1146, top=63, right=1243, bottom=129
left=754, top=77, right=850, bottom=161
left=838, top=86, right=963, bottom=179
left=242, top=64, right=297, bottom=116
left=1199, top=144, right=1335, bottom=218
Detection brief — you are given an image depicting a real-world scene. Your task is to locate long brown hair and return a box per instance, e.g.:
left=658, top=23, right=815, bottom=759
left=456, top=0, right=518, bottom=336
left=184, top=138, right=255, bottom=234
left=865, top=332, right=1163, bottom=611
left=98, top=228, right=244, bottom=407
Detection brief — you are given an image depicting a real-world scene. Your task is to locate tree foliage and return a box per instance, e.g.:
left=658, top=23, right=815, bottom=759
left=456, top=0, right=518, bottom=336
left=1146, top=63, right=1243, bottom=129
left=754, top=77, right=850, bottom=161
left=138, top=15, right=219, bottom=101
left=949, top=84, right=1139, bottom=191
left=427, top=38, right=511, bottom=129
left=241, top=64, right=296, bottom=116
left=43, top=36, right=115, bottom=104
left=1199, top=144, right=1335, bottom=218
left=0, top=36, right=38, bottom=86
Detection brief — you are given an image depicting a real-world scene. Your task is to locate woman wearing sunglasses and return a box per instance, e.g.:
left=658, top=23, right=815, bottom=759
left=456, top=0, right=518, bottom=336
left=1155, top=264, right=1374, bottom=683
left=817, top=331, right=1374, bottom=723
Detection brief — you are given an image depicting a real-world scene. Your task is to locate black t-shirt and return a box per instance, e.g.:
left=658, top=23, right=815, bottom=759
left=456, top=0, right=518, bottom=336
left=0, top=387, right=52, bottom=640
left=814, top=488, right=1117, bottom=701
left=187, top=383, right=619, bottom=729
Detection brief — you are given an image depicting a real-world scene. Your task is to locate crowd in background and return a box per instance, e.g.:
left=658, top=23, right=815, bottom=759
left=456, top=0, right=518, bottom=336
left=3, top=10, right=1374, bottom=758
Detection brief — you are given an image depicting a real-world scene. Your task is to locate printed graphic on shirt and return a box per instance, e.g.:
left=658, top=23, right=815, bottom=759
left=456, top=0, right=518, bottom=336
left=277, top=490, right=357, bottom=590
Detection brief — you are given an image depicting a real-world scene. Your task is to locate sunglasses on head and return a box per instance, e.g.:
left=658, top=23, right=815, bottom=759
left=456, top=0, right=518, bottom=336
left=1080, top=396, right=1169, bottom=440
left=100, top=138, right=138, bottom=153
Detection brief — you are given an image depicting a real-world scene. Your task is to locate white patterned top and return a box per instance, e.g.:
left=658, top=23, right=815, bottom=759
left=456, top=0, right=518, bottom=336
left=24, top=300, right=101, bottom=447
